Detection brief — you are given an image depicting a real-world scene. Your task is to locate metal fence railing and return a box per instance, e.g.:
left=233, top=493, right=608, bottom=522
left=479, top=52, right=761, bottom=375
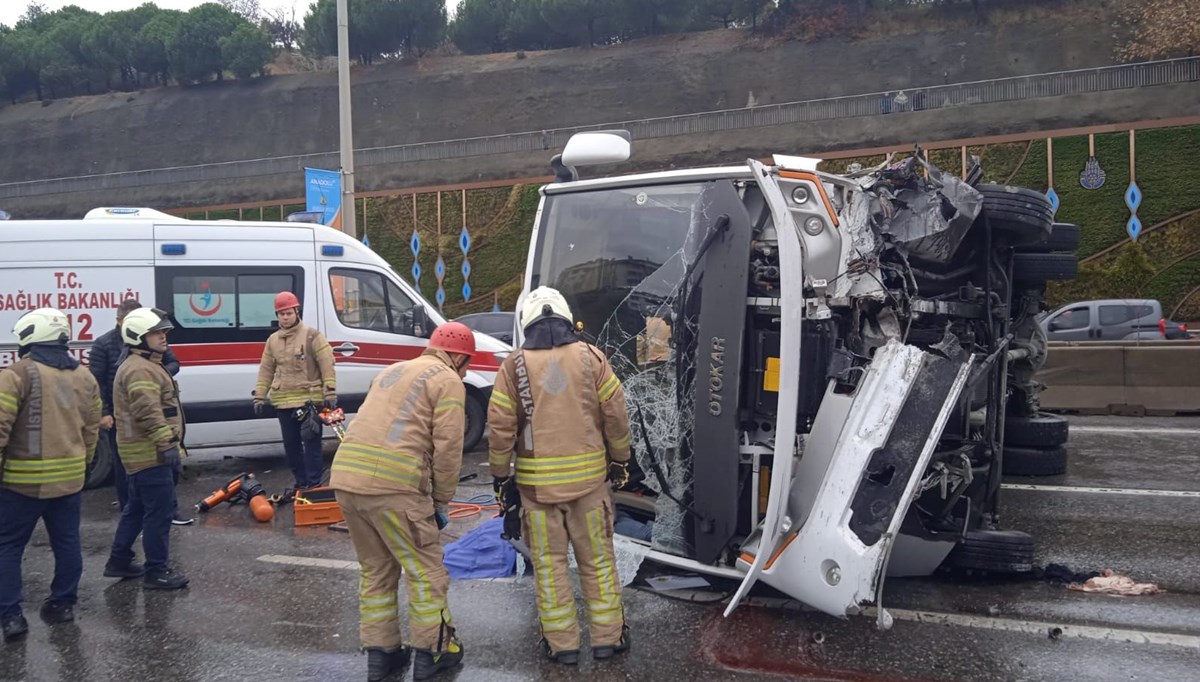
left=2, top=57, right=1197, bottom=201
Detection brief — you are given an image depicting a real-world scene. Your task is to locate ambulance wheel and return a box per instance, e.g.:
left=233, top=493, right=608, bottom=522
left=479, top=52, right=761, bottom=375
left=84, top=435, right=115, bottom=489
left=463, top=394, right=486, bottom=453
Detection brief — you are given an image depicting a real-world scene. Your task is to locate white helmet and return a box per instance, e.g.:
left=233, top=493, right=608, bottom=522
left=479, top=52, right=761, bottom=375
left=12, top=308, right=71, bottom=346
left=520, top=286, right=573, bottom=330
left=121, top=307, right=174, bottom=346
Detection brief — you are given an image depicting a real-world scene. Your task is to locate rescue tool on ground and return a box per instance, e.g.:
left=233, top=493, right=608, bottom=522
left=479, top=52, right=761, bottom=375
left=195, top=473, right=275, bottom=522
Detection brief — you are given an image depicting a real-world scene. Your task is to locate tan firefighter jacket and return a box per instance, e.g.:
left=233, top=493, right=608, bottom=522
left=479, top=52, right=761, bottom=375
left=115, top=349, right=186, bottom=475
left=0, top=357, right=101, bottom=498
left=329, top=348, right=465, bottom=503
left=254, top=322, right=337, bottom=409
left=488, top=342, right=631, bottom=505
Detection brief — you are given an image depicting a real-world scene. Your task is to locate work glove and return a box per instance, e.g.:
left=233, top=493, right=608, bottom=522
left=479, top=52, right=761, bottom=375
left=324, top=397, right=337, bottom=410
left=253, top=399, right=264, bottom=417
left=607, top=460, right=630, bottom=489
left=434, top=503, right=450, bottom=530
left=493, top=476, right=511, bottom=510
left=162, top=446, right=182, bottom=472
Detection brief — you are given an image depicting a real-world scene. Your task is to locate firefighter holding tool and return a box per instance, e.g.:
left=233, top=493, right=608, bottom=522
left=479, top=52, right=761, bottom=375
left=253, top=291, right=337, bottom=495
left=330, top=322, right=475, bottom=681
left=488, top=286, right=633, bottom=665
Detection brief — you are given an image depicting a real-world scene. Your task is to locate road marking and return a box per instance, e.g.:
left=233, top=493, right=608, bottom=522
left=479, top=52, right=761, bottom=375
left=1070, top=426, right=1200, bottom=436
left=272, top=621, right=330, bottom=629
left=1002, top=483, right=1200, bottom=498
left=878, top=608, right=1200, bottom=650
left=258, top=554, right=360, bottom=571
left=745, top=597, right=1199, bottom=650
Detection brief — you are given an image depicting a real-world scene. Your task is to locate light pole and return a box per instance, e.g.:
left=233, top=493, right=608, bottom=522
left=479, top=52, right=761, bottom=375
left=336, top=0, right=357, bottom=238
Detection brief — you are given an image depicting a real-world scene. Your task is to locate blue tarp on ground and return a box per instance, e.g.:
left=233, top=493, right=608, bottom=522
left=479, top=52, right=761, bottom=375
left=444, top=516, right=516, bottom=580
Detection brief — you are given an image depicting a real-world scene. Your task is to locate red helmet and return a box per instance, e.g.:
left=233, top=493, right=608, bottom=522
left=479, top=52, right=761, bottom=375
left=428, top=322, right=476, bottom=358
left=274, top=291, right=301, bottom=313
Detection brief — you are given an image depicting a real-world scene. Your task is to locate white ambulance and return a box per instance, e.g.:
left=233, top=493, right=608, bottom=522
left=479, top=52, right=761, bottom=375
left=0, top=208, right=509, bottom=487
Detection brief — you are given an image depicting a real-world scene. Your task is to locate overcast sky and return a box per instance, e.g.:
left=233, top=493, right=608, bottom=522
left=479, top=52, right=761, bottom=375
left=0, top=0, right=458, bottom=29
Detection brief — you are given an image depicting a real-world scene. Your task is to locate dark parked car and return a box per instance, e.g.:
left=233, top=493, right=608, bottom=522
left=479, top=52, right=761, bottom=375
left=455, top=311, right=515, bottom=345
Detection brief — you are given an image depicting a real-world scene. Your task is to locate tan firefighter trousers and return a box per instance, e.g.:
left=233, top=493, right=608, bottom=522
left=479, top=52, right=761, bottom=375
left=521, top=483, right=624, bottom=653
left=336, top=490, right=458, bottom=652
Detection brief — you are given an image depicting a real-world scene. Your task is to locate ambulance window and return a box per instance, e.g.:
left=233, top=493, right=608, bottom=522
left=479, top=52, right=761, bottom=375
left=330, top=269, right=419, bottom=335
left=238, top=274, right=294, bottom=328
left=171, top=276, right=237, bottom=329
left=386, top=280, right=415, bottom=320
left=155, top=266, right=303, bottom=344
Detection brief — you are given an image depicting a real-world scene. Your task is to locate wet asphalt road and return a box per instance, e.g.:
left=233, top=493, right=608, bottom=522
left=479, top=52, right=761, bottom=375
left=2, top=415, right=1198, bottom=682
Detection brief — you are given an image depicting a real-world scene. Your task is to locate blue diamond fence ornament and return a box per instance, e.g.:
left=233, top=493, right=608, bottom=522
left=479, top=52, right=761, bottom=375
left=436, top=287, right=446, bottom=308
left=1080, top=157, right=1106, bottom=190
left=1125, top=181, right=1142, bottom=213
left=461, top=260, right=471, bottom=279
left=462, top=283, right=472, bottom=302
left=1127, top=215, right=1143, bottom=241
left=459, top=227, right=471, bottom=254
left=362, top=233, right=371, bottom=248
left=411, top=263, right=421, bottom=284
left=410, top=231, right=420, bottom=257
left=493, top=302, right=501, bottom=312
left=1046, top=187, right=1060, bottom=216
left=435, top=256, right=446, bottom=281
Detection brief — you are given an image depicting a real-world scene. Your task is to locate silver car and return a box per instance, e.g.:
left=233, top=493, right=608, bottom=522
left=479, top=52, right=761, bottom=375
left=1041, top=298, right=1188, bottom=341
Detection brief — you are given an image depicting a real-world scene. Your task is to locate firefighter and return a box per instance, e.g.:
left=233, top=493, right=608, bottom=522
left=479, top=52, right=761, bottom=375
left=253, top=291, right=337, bottom=494
left=330, top=322, right=475, bottom=681
left=0, top=309, right=101, bottom=642
left=488, top=286, right=633, bottom=665
left=90, top=297, right=192, bottom=525
left=104, top=308, right=189, bottom=590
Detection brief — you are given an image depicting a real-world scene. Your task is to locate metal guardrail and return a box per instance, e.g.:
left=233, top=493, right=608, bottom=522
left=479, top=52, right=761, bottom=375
left=1, top=57, right=1198, bottom=201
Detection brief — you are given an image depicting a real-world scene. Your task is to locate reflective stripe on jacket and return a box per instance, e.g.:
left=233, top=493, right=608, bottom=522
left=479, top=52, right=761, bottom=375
left=487, top=342, right=631, bottom=505
left=0, top=357, right=101, bottom=498
left=115, top=350, right=185, bottom=475
left=254, top=322, right=337, bottom=409
left=330, top=348, right=465, bottom=502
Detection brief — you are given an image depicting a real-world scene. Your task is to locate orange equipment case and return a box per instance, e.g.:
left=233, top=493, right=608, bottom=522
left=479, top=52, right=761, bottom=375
left=293, top=487, right=345, bottom=527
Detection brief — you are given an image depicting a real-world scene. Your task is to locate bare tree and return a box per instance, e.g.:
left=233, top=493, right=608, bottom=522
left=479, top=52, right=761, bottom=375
left=261, top=4, right=302, bottom=49
left=219, top=0, right=262, bottom=22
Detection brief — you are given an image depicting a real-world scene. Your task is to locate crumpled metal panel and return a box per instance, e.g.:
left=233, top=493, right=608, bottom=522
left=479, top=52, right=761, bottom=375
left=875, top=161, right=983, bottom=265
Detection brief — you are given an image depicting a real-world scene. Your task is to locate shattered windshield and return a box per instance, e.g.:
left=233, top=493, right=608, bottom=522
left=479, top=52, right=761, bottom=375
left=532, top=183, right=709, bottom=554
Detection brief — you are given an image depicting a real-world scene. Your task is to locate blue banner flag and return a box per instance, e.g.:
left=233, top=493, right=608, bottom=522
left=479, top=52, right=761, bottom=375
left=304, top=168, right=343, bottom=228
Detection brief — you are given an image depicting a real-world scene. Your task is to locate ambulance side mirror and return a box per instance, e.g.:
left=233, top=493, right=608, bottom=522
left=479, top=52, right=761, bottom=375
left=410, top=306, right=432, bottom=339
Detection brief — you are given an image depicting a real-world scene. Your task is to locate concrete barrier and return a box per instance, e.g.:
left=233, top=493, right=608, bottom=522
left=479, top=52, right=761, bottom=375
left=1037, top=341, right=1200, bottom=415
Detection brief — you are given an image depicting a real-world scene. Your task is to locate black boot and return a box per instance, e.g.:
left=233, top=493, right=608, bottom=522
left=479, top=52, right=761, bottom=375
left=592, top=625, right=631, bottom=660
left=412, top=644, right=464, bottom=680
left=103, top=559, right=146, bottom=579
left=39, top=600, right=75, bottom=625
left=539, top=638, right=579, bottom=665
left=1, top=613, right=29, bottom=642
left=366, top=646, right=411, bottom=681
left=144, top=568, right=189, bottom=590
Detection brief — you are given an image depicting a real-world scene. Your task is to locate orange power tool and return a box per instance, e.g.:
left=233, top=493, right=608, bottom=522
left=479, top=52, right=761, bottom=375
left=320, top=407, right=347, bottom=441
left=196, top=473, right=275, bottom=522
